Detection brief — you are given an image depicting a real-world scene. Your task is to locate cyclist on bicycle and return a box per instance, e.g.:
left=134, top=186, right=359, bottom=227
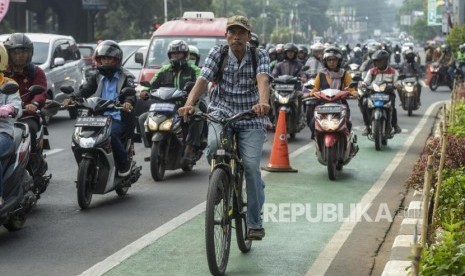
left=178, top=15, right=270, bottom=240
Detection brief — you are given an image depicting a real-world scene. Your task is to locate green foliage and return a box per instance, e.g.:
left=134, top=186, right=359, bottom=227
left=449, top=102, right=465, bottom=136
left=437, top=168, right=465, bottom=223
left=446, top=24, right=465, bottom=53
left=409, top=17, right=442, bottom=42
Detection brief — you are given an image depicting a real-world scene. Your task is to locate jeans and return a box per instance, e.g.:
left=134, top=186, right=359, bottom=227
left=111, top=119, right=128, bottom=170
left=207, top=123, right=266, bottom=229
left=0, top=133, right=14, bottom=197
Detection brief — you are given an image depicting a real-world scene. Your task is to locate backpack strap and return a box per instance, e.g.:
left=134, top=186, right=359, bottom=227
left=251, top=46, right=258, bottom=81
left=213, top=45, right=229, bottom=83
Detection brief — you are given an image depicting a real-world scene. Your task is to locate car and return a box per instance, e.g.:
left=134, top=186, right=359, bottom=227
left=118, top=39, right=150, bottom=61
left=122, top=46, right=147, bottom=82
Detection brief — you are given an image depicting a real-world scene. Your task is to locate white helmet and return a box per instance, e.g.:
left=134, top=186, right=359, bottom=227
left=311, top=42, right=324, bottom=51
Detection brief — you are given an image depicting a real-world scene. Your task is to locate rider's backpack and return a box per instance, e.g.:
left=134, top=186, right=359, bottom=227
left=213, top=45, right=259, bottom=84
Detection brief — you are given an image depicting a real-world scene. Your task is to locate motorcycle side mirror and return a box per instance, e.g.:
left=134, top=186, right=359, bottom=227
left=0, top=82, right=19, bottom=95
left=351, top=75, right=362, bottom=82
left=121, top=87, right=136, bottom=97
left=183, top=81, right=195, bottom=92
left=60, top=85, right=74, bottom=94
left=28, top=85, right=46, bottom=95
left=139, top=81, right=151, bottom=88
left=301, top=65, right=310, bottom=72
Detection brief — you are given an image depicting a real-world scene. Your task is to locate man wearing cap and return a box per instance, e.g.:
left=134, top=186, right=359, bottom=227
left=178, top=15, right=270, bottom=240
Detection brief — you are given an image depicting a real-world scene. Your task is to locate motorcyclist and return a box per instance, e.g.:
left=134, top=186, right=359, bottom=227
left=398, top=49, right=422, bottom=105
left=272, top=43, right=303, bottom=77
left=0, top=43, right=23, bottom=206
left=188, top=45, right=200, bottom=66
left=63, top=40, right=136, bottom=177
left=268, top=47, right=277, bottom=63
left=348, top=46, right=363, bottom=66
left=3, top=33, right=47, bottom=156
left=359, top=49, right=402, bottom=136
left=359, top=43, right=379, bottom=78
left=455, top=44, right=465, bottom=79
left=139, top=40, right=202, bottom=163
left=297, top=45, right=309, bottom=64
left=305, top=46, right=357, bottom=139
left=438, top=44, right=455, bottom=81
left=304, top=42, right=325, bottom=77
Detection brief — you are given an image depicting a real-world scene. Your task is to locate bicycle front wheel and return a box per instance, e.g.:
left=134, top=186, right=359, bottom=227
left=205, top=168, right=232, bottom=276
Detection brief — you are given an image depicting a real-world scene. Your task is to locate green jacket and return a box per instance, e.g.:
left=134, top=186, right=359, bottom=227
left=149, top=62, right=200, bottom=90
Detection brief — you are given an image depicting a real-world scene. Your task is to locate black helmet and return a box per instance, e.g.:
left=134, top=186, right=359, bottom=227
left=322, top=46, right=343, bottom=69
left=4, top=33, right=34, bottom=64
left=167, top=40, right=189, bottom=69
left=404, top=49, right=416, bottom=63
left=298, top=45, right=308, bottom=55
left=283, top=43, right=298, bottom=60
left=94, top=40, right=123, bottom=77
left=250, top=33, right=260, bottom=48
left=371, top=49, right=390, bottom=61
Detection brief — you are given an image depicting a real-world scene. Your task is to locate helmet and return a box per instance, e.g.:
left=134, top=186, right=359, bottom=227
left=250, top=33, right=260, bottom=48
left=283, top=43, right=298, bottom=60
left=298, top=45, right=308, bottom=55
left=3, top=33, right=34, bottom=64
left=404, top=49, right=416, bottom=63
left=459, top=44, right=465, bottom=52
left=440, top=44, right=450, bottom=53
left=275, top=43, right=285, bottom=53
left=167, top=40, right=189, bottom=68
left=94, top=40, right=123, bottom=77
left=0, top=43, right=8, bottom=71
left=322, top=46, right=343, bottom=68
left=372, top=49, right=390, bottom=61
left=311, top=42, right=324, bottom=51
left=353, top=46, right=362, bottom=53
left=366, top=44, right=379, bottom=55
left=188, top=45, right=200, bottom=66
left=268, top=47, right=277, bottom=55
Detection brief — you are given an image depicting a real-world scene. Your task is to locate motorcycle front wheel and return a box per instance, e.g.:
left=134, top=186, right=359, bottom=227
left=77, top=159, right=95, bottom=209
left=429, top=76, right=438, bottom=91
left=150, top=142, right=165, bottom=181
left=326, top=146, right=337, bottom=180
left=406, top=97, right=413, bottom=116
left=373, top=119, right=384, bottom=151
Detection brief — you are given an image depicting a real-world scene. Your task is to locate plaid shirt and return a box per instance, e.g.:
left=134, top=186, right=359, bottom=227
left=200, top=44, right=270, bottom=129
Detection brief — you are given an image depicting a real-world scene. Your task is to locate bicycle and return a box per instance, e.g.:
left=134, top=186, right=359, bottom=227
left=192, top=110, right=255, bottom=276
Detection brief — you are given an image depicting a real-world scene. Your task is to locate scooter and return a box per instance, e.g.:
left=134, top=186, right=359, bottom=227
left=0, top=83, right=37, bottom=231
left=60, top=86, right=142, bottom=209
left=141, top=83, right=207, bottom=182
left=270, top=75, right=305, bottom=139
left=429, top=62, right=453, bottom=91
left=397, top=75, right=420, bottom=116
left=306, top=83, right=359, bottom=180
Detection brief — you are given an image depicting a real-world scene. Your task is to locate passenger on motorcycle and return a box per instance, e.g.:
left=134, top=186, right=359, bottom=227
left=305, top=46, right=357, bottom=139
left=304, top=42, right=325, bottom=77
left=359, top=49, right=402, bottom=136
left=139, top=40, right=202, bottom=163
left=297, top=45, right=309, bottom=64
left=3, top=33, right=47, bottom=154
left=63, top=40, right=136, bottom=177
left=0, top=43, right=22, bottom=206
left=188, top=45, right=200, bottom=66
left=398, top=49, right=422, bottom=105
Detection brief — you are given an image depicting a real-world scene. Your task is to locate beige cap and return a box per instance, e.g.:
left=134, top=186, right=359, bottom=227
left=226, top=15, right=252, bottom=32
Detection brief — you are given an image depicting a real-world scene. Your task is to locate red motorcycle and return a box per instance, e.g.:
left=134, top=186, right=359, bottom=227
left=308, top=87, right=358, bottom=180
left=429, top=62, right=453, bottom=91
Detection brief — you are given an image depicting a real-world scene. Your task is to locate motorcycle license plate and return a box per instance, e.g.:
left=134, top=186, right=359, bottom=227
left=75, top=117, right=109, bottom=127
left=370, top=94, right=390, bottom=101
left=149, top=103, right=177, bottom=113
left=316, top=105, right=343, bottom=114
left=274, top=84, right=295, bottom=90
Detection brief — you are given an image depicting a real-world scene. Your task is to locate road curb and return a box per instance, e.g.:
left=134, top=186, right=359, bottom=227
left=381, top=104, right=445, bottom=276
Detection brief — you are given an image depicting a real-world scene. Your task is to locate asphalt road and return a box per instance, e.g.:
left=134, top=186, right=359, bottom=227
left=0, top=84, right=452, bottom=276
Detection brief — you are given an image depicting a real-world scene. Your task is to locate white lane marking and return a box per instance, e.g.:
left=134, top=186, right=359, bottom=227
left=78, top=202, right=206, bottom=276
left=44, top=149, right=64, bottom=156
left=305, top=101, right=447, bottom=276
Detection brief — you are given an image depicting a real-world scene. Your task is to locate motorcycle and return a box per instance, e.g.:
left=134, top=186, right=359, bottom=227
left=141, top=83, right=207, bottom=181
left=429, top=62, right=453, bottom=91
left=305, top=83, right=359, bottom=180
left=270, top=75, right=305, bottom=139
left=0, top=83, right=38, bottom=231
left=361, top=81, right=397, bottom=151
left=18, top=85, right=54, bottom=197
left=60, top=86, right=142, bottom=209
left=348, top=63, right=362, bottom=80
left=397, top=75, right=420, bottom=116
left=393, top=50, right=402, bottom=69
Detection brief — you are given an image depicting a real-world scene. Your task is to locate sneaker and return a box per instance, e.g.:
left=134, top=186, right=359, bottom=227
left=118, top=162, right=132, bottom=177
left=361, top=126, right=371, bottom=136
left=394, top=125, right=402, bottom=134
left=247, top=228, right=265, bottom=240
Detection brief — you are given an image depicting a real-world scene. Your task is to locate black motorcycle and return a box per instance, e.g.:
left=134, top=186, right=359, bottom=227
left=0, top=83, right=38, bottom=231
left=60, top=86, right=142, bottom=209
left=140, top=83, right=207, bottom=181
left=270, top=75, right=305, bottom=138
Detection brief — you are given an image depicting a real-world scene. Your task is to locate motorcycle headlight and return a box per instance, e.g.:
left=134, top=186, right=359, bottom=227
left=404, top=85, right=414, bottom=92
left=317, top=114, right=343, bottom=131
left=146, top=117, right=158, bottom=131
left=277, top=93, right=290, bottom=104
left=159, top=118, right=173, bottom=131
left=373, top=83, right=386, bottom=92
left=79, top=137, right=96, bottom=148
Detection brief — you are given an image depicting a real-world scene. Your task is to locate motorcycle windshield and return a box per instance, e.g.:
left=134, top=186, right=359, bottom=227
left=151, top=87, right=185, bottom=101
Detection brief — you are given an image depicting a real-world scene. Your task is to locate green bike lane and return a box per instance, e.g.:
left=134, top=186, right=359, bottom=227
left=97, top=130, right=408, bottom=276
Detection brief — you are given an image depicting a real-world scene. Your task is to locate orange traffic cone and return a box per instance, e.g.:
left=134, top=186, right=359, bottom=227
left=261, top=108, right=298, bottom=172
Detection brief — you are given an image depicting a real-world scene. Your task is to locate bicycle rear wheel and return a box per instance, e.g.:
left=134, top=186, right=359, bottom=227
left=205, top=168, right=232, bottom=276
